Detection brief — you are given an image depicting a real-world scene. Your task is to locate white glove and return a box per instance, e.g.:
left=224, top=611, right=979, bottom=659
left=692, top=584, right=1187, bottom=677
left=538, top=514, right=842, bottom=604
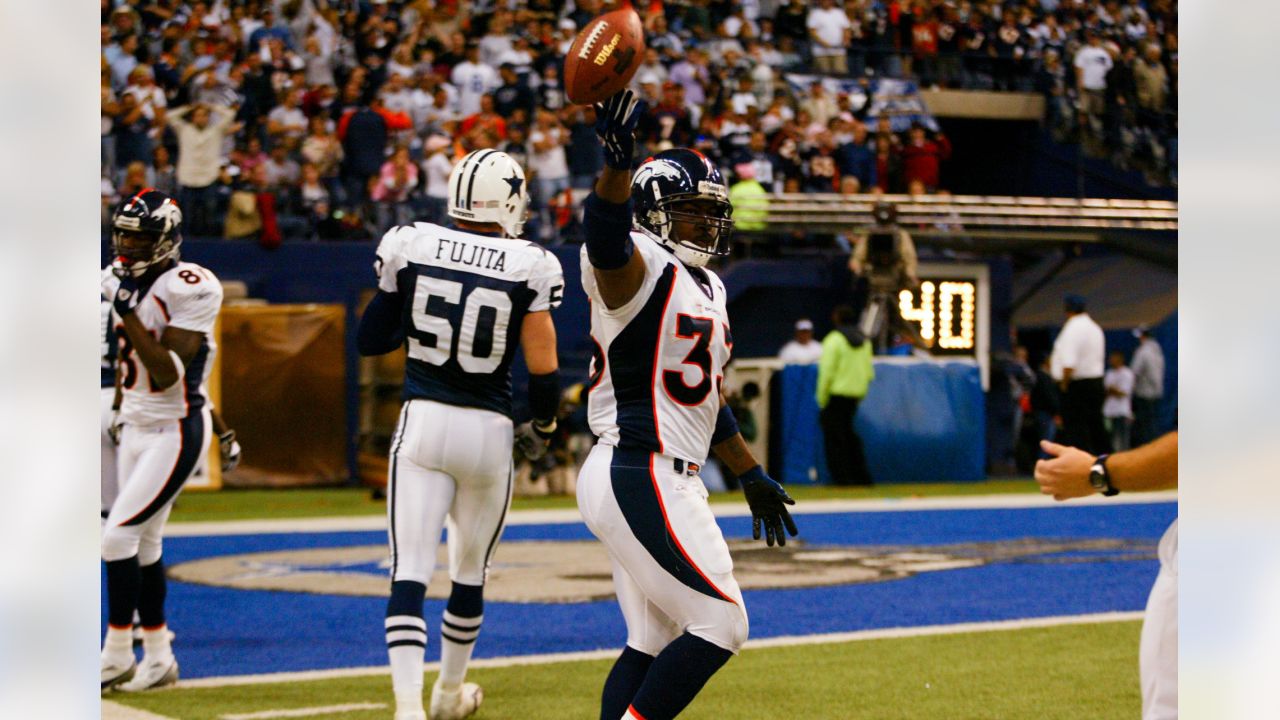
left=219, top=429, right=242, bottom=472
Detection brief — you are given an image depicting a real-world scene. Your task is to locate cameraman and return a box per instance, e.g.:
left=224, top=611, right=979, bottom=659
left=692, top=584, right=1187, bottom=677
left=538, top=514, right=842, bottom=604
left=849, top=201, right=924, bottom=352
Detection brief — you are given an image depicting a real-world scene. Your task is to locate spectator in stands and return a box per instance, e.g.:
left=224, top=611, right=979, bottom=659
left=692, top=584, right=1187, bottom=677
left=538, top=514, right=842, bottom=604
left=836, top=120, right=877, bottom=192
left=529, top=109, right=570, bottom=241
left=809, top=0, right=853, bottom=76
left=493, top=63, right=536, bottom=126
left=817, top=305, right=875, bottom=486
left=802, top=129, right=841, bottom=193
left=149, top=145, right=177, bottom=197
left=267, top=88, right=308, bottom=144
left=301, top=115, right=344, bottom=199
left=564, top=104, right=603, bottom=190
left=742, top=131, right=780, bottom=193
left=779, top=319, right=824, bottom=365
left=728, top=162, right=769, bottom=234
left=167, top=102, right=238, bottom=237
left=1074, top=29, right=1113, bottom=146
left=1037, top=49, right=1075, bottom=141
left=451, top=42, right=499, bottom=118
left=911, top=3, right=941, bottom=88
left=339, top=97, right=410, bottom=210
left=461, top=93, right=508, bottom=148
left=371, top=145, right=419, bottom=231
left=774, top=0, right=811, bottom=47
left=991, top=10, right=1029, bottom=92
left=1104, top=350, right=1136, bottom=451
left=1104, top=42, right=1138, bottom=164
left=419, top=135, right=454, bottom=225
left=1050, top=294, right=1110, bottom=455
left=1133, top=41, right=1170, bottom=173
left=901, top=122, right=951, bottom=192
left=298, top=163, right=330, bottom=215
left=118, top=160, right=149, bottom=201
left=1130, top=325, right=1166, bottom=446
left=639, top=81, right=697, bottom=154
left=801, top=80, right=839, bottom=130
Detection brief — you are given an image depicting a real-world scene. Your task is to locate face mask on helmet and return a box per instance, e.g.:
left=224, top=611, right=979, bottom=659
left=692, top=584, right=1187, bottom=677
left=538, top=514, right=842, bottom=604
left=111, top=190, right=183, bottom=278
left=632, top=150, right=735, bottom=268
left=646, top=196, right=734, bottom=268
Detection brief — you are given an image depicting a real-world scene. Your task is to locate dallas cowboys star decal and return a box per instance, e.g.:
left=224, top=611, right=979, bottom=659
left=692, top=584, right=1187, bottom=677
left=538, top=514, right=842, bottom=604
left=504, top=172, right=524, bottom=199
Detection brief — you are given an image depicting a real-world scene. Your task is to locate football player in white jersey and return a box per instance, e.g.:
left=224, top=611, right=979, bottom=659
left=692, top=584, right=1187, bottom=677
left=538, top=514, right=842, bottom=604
left=576, top=90, right=798, bottom=720
left=100, top=190, right=224, bottom=692
left=102, top=283, right=121, bottom=523
left=358, top=150, right=564, bottom=720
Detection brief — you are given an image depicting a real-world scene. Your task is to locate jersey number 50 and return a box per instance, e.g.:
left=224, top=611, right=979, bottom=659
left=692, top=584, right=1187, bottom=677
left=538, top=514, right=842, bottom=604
left=409, top=276, right=512, bottom=374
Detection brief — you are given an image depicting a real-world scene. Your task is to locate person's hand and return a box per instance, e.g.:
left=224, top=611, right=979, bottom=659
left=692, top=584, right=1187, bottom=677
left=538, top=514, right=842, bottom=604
left=219, top=429, right=242, bottom=472
left=513, top=422, right=550, bottom=461
left=594, top=88, right=647, bottom=170
left=111, top=275, right=141, bottom=316
left=739, top=465, right=798, bottom=547
left=1034, top=440, right=1096, bottom=501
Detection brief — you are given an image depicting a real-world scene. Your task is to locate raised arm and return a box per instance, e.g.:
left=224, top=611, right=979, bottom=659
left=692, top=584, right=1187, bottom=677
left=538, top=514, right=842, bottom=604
left=585, top=90, right=648, bottom=310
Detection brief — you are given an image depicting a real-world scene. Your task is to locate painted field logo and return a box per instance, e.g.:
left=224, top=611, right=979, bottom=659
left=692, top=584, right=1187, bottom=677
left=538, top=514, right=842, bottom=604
left=168, top=538, right=1155, bottom=603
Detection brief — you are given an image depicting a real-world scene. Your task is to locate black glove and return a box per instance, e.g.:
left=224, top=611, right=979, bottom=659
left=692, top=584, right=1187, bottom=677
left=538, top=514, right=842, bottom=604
left=739, top=465, right=798, bottom=547
left=112, top=276, right=141, bottom=317
left=594, top=88, right=646, bottom=170
left=513, top=422, right=550, bottom=462
left=218, top=429, right=242, bottom=472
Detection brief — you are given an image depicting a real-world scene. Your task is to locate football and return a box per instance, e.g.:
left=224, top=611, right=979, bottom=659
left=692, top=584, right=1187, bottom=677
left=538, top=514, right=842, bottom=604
left=563, top=6, right=646, bottom=106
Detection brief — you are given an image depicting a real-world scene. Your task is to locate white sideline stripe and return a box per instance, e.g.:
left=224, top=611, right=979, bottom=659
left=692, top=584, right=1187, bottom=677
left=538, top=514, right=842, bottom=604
left=168, top=491, right=1177, bottom=537
left=102, top=700, right=179, bottom=720
left=220, top=702, right=387, bottom=719
left=177, top=611, right=1142, bottom=689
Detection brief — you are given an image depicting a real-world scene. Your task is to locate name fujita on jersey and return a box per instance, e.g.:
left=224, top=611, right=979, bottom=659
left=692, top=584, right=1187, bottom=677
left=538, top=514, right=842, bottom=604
left=582, top=232, right=733, bottom=465
left=376, top=222, right=565, bottom=417
left=102, top=263, right=223, bottom=425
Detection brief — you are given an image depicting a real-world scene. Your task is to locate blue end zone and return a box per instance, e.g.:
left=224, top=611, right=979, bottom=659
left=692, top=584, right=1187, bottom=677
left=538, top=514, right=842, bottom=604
left=105, top=502, right=1176, bottom=678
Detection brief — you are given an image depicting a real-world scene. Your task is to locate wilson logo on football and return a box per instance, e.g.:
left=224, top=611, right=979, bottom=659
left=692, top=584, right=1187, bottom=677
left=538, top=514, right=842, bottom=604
left=594, top=33, right=621, bottom=66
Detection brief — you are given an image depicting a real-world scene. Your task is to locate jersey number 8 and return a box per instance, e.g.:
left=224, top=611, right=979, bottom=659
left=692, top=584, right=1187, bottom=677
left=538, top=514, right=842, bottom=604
left=409, top=276, right=512, bottom=374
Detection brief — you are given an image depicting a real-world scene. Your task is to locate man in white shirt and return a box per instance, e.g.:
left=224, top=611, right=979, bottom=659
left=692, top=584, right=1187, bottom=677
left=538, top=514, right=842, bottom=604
left=1103, top=351, right=1135, bottom=451
left=778, top=319, right=824, bottom=365
left=1050, top=294, right=1109, bottom=454
left=450, top=43, right=499, bottom=118
left=1073, top=30, right=1112, bottom=135
left=808, top=0, right=853, bottom=75
left=1130, top=325, right=1165, bottom=446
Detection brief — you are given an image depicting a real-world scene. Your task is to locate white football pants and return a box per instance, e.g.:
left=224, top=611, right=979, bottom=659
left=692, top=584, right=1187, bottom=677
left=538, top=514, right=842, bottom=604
left=387, top=399, right=514, bottom=587
left=577, top=443, right=748, bottom=655
left=103, top=408, right=211, bottom=564
left=1141, top=518, right=1178, bottom=720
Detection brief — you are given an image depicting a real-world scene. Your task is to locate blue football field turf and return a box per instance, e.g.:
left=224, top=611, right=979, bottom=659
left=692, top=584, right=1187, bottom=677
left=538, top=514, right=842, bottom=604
left=103, top=501, right=1177, bottom=679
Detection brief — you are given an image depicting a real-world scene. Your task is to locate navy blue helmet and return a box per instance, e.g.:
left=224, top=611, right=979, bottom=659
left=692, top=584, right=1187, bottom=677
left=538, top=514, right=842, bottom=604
left=111, top=189, right=183, bottom=278
left=631, top=148, right=733, bottom=268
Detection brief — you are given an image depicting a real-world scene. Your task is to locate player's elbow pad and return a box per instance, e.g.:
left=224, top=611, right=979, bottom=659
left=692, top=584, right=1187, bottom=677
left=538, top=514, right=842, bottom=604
left=357, top=291, right=405, bottom=356
left=583, top=193, right=635, bottom=270
left=528, top=370, right=560, bottom=424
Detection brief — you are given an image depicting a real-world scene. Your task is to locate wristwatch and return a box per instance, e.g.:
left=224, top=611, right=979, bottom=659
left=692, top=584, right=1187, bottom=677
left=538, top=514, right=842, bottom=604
left=1089, top=454, right=1119, bottom=497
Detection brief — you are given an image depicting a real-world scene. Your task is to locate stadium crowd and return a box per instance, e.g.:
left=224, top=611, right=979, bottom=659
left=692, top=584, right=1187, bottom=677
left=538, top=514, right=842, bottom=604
left=100, top=0, right=1177, bottom=244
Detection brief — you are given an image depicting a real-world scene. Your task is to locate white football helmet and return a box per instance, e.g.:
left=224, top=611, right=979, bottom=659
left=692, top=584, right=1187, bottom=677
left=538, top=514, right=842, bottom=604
left=447, top=149, right=528, bottom=238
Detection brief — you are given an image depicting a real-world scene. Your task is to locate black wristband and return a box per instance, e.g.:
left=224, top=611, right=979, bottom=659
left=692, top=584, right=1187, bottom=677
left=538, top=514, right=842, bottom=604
left=528, top=370, right=560, bottom=425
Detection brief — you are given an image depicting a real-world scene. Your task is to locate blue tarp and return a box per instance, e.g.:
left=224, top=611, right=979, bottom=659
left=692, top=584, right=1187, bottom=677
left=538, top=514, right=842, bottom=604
left=779, top=362, right=986, bottom=484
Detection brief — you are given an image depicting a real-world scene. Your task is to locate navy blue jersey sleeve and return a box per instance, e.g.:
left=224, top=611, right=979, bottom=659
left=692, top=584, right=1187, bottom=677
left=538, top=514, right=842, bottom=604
left=582, top=192, right=635, bottom=270
left=357, top=290, right=405, bottom=356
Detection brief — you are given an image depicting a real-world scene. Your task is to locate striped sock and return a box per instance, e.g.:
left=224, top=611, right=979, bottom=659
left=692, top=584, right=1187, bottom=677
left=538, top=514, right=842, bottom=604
left=437, top=582, right=483, bottom=690
left=386, top=580, right=427, bottom=713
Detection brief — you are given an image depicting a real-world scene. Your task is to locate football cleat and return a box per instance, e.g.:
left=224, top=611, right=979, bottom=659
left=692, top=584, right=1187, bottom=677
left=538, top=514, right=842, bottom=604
left=429, top=680, right=483, bottom=720
left=100, top=656, right=136, bottom=691
left=116, top=655, right=178, bottom=692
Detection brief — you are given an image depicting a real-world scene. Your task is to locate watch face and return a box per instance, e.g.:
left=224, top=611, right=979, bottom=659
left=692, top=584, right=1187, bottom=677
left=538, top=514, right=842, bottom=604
left=1089, top=464, right=1106, bottom=490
